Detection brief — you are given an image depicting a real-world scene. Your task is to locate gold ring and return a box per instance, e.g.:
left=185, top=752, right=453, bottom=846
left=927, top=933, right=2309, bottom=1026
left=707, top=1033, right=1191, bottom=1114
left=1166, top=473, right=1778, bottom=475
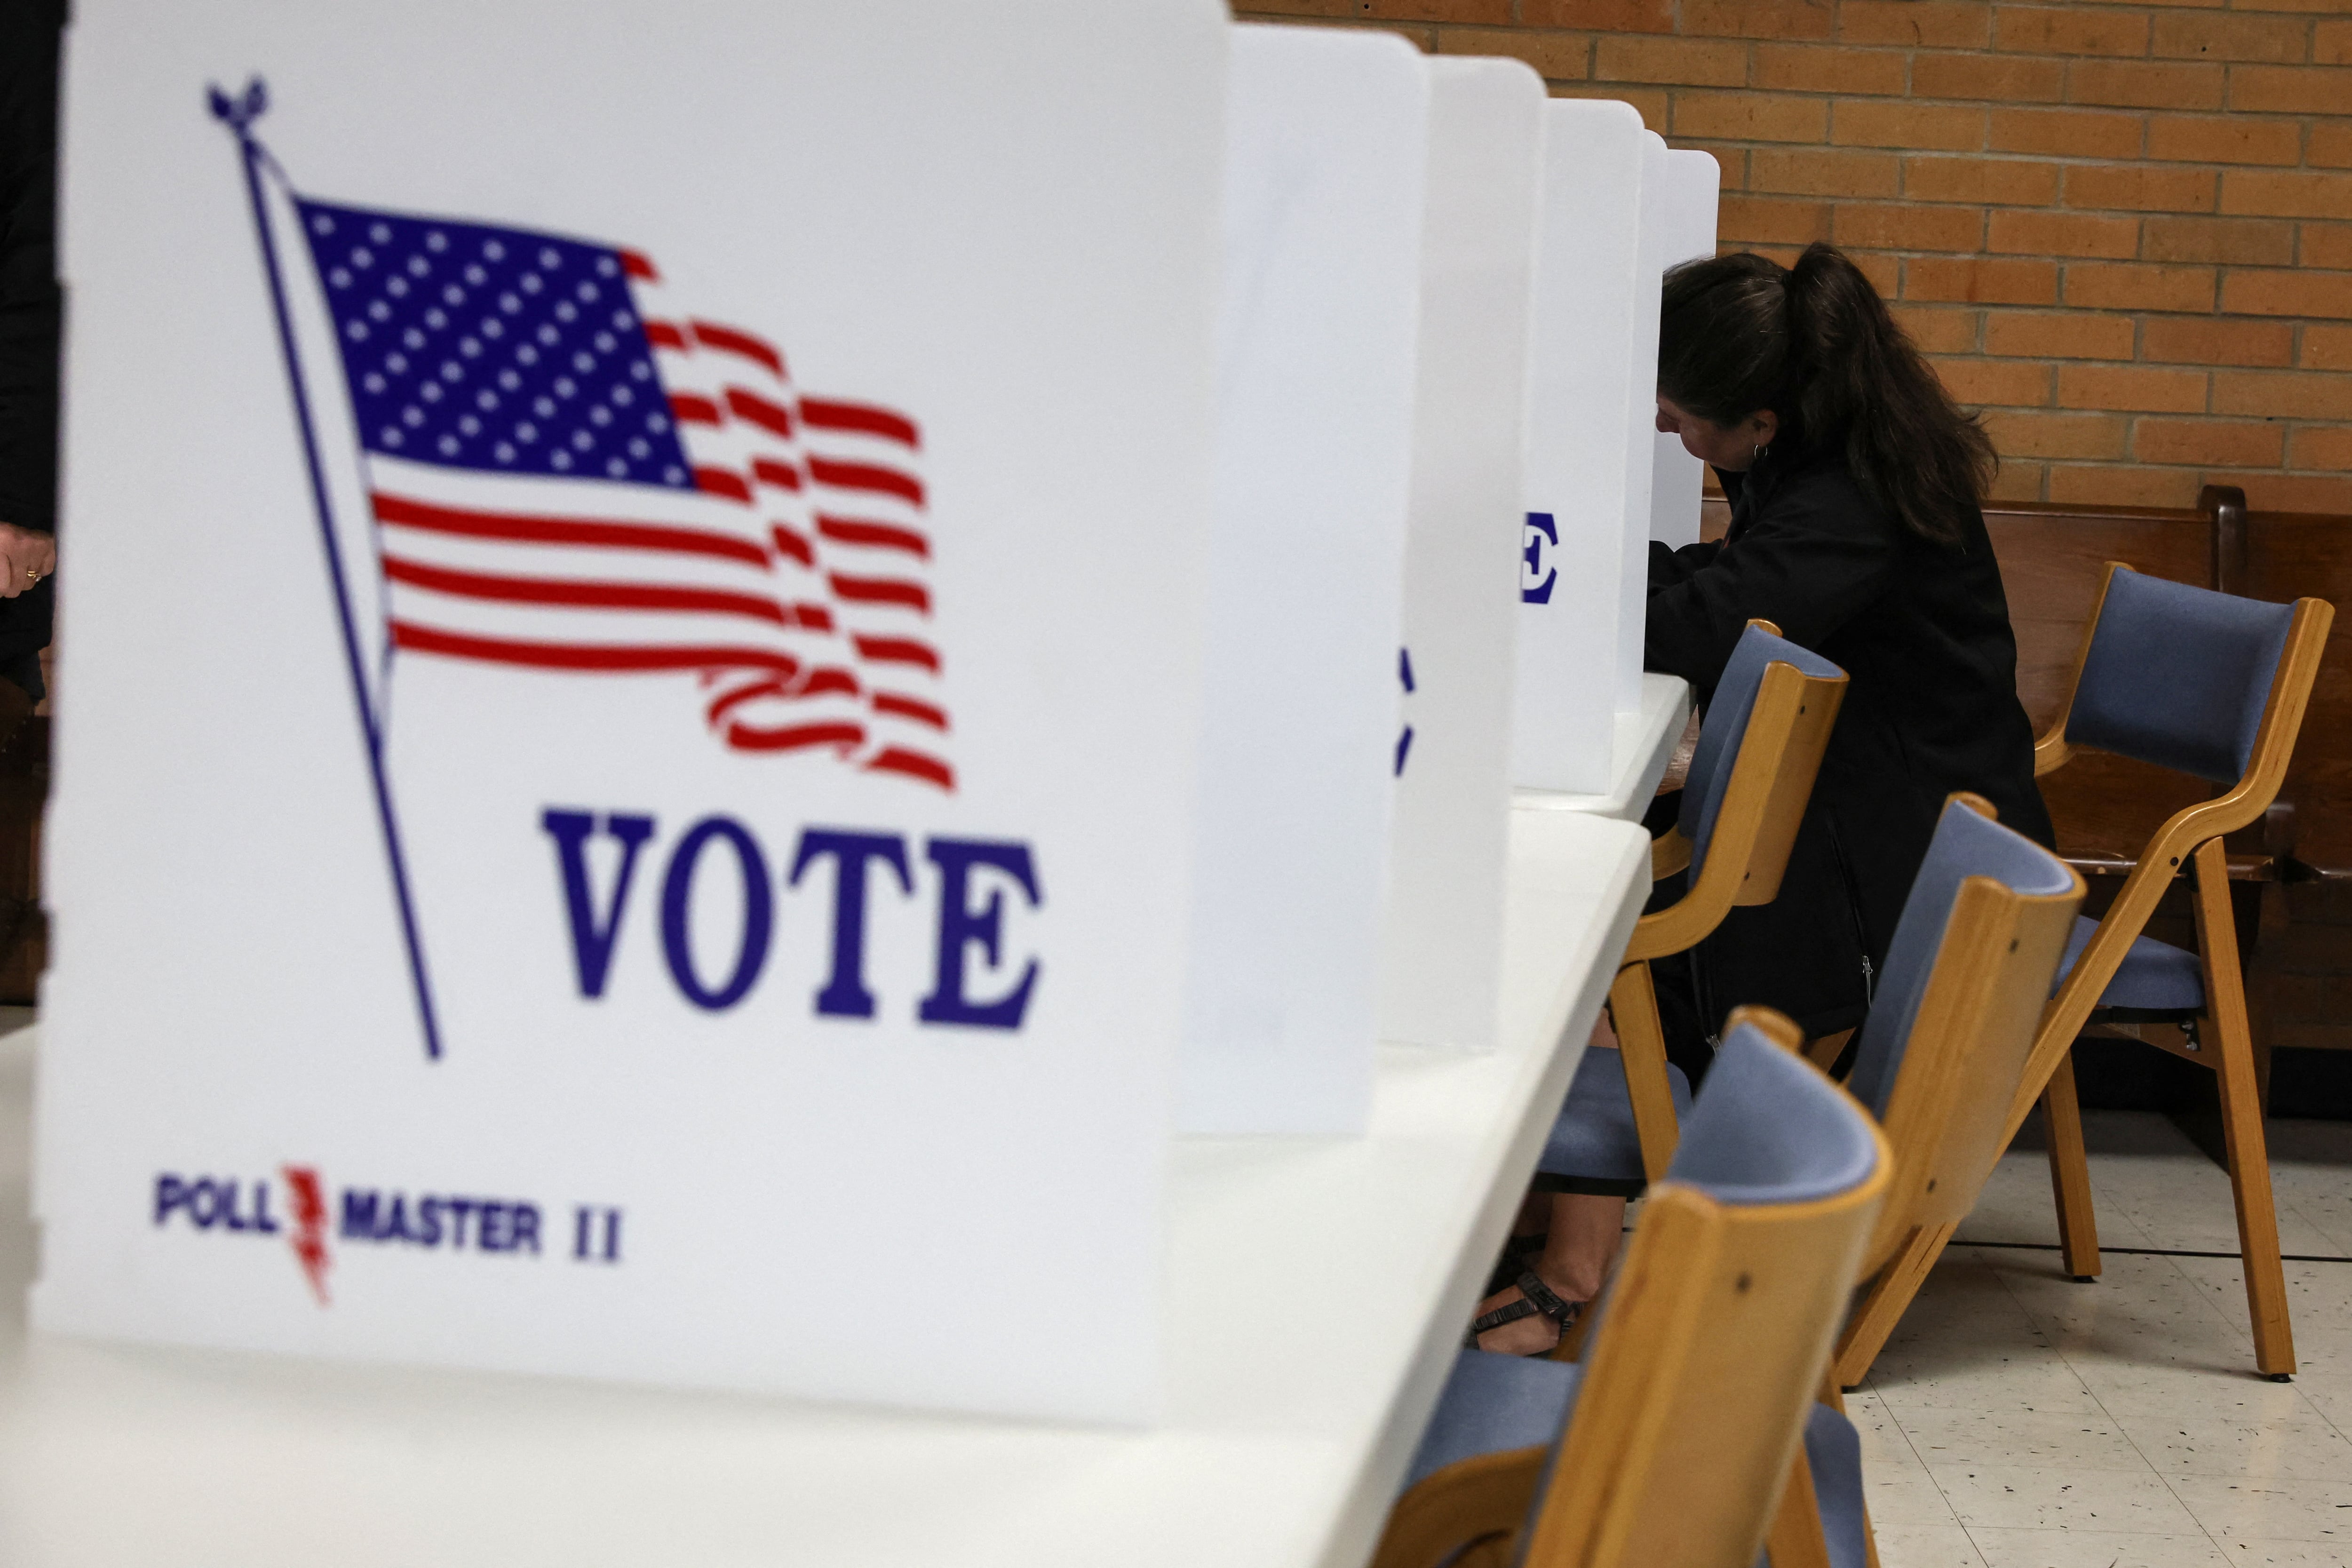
left=21, top=571, right=33, bottom=581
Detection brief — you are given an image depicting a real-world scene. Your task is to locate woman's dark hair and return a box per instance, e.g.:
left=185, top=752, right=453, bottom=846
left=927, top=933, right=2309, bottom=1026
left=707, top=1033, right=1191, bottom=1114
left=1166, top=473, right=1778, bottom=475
left=1657, top=243, right=1995, bottom=547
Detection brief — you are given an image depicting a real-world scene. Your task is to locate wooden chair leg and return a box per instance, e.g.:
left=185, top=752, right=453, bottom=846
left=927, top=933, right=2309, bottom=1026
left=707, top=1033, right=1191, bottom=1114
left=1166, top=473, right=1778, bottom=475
left=2195, top=839, right=2296, bottom=1378
left=1832, top=1222, right=1958, bottom=1389
left=2040, top=1049, right=2102, bottom=1281
left=1764, top=1440, right=1834, bottom=1568
left=1609, top=962, right=1682, bottom=1183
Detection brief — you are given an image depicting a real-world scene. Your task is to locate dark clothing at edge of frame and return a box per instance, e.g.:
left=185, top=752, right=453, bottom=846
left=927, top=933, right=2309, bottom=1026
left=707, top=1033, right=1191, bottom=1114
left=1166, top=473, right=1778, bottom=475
left=0, top=0, right=62, bottom=696
left=1643, top=446, right=2052, bottom=1060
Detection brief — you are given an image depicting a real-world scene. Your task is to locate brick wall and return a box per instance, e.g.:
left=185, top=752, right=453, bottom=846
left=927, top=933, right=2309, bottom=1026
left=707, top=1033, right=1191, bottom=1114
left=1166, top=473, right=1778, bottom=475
left=1235, top=0, right=2352, bottom=513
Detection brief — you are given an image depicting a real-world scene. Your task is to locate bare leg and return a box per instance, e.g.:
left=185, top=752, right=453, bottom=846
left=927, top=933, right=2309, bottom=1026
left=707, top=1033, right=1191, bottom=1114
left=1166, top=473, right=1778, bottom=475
left=1473, top=1013, right=1625, bottom=1353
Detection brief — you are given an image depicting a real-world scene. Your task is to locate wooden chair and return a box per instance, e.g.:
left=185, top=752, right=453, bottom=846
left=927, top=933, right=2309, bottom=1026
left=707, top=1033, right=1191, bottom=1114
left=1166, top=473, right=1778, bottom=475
left=1760, top=794, right=2082, bottom=1567
left=1836, top=565, right=2331, bottom=1386
left=1541, top=621, right=1846, bottom=1199
left=1375, top=1011, right=1891, bottom=1568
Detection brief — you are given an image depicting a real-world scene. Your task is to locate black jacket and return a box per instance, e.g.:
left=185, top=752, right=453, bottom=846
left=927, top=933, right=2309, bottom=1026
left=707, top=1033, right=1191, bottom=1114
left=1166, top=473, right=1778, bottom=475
left=1645, top=447, right=2051, bottom=1047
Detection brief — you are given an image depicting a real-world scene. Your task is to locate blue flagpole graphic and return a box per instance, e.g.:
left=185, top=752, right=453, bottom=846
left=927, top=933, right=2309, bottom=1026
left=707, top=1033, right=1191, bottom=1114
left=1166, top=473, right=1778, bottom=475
left=211, top=78, right=445, bottom=1062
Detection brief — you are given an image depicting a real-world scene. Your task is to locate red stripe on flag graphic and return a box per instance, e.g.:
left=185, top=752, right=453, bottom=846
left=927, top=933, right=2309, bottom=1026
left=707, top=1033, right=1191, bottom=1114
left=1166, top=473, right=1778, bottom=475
left=809, top=456, right=923, bottom=508
left=373, top=492, right=771, bottom=569
left=829, top=573, right=930, bottom=613
left=392, top=622, right=803, bottom=677
left=853, top=636, right=940, bottom=672
left=866, top=748, right=954, bottom=789
left=691, top=320, right=786, bottom=379
left=726, top=720, right=866, bottom=753
left=693, top=467, right=754, bottom=503
left=726, top=388, right=794, bottom=440
left=802, top=399, right=920, bottom=448
left=818, top=516, right=928, bottom=558
left=873, top=692, right=948, bottom=730
left=383, top=555, right=791, bottom=625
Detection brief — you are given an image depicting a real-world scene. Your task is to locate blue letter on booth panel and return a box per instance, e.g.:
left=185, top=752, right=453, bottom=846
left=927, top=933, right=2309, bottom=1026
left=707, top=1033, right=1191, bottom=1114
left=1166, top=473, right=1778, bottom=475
left=659, top=816, right=774, bottom=1011
left=919, top=837, right=1042, bottom=1030
left=1521, top=512, right=1558, bottom=605
left=789, top=830, right=913, bottom=1019
left=542, top=809, right=657, bottom=998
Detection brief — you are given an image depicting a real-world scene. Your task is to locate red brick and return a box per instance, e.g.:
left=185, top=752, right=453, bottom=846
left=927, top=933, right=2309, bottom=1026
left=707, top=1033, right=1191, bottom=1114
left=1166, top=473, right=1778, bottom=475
left=1594, top=36, right=1748, bottom=85
left=2048, top=464, right=2209, bottom=508
left=2143, top=316, right=2296, bottom=366
left=1988, top=208, right=2141, bottom=258
left=1749, top=148, right=1902, bottom=198
left=1350, top=0, right=1511, bottom=16
left=2056, top=364, right=2212, bottom=412
left=2228, top=66, right=2352, bottom=113
left=1851, top=249, right=1903, bottom=295
left=1902, top=155, right=2061, bottom=205
left=2224, top=270, right=2352, bottom=317
left=2304, top=324, right=2352, bottom=370
left=2062, top=261, right=2218, bottom=312
left=2223, top=171, right=2352, bottom=220
left=1912, top=54, right=2069, bottom=102
left=2154, top=11, right=2315, bottom=62
left=1433, top=28, right=1590, bottom=79
left=2133, top=418, right=2286, bottom=466
left=1892, top=305, right=1983, bottom=352
left=1983, top=408, right=2131, bottom=459
left=2068, top=59, right=2228, bottom=110
left=1673, top=91, right=1831, bottom=142
left=1840, top=0, right=1993, bottom=46
left=1753, top=44, right=1907, bottom=95
left=2145, top=115, right=2304, bottom=167
left=1995, top=6, right=2153, bottom=55
left=2288, top=426, right=2352, bottom=470
left=1833, top=202, right=1988, bottom=250
left=1717, top=194, right=1836, bottom=245
left=1986, top=461, right=2050, bottom=501
left=1682, top=142, right=1752, bottom=190
left=1931, top=356, right=2056, bottom=405
left=2214, top=370, right=2352, bottom=421
left=1984, top=309, right=2137, bottom=358
left=1832, top=100, right=1987, bottom=150
left=2322, top=19, right=2352, bottom=62
left=1905, top=256, right=2060, bottom=303
left=2142, top=216, right=2296, bottom=266
left=2233, top=474, right=2352, bottom=514
left=1988, top=107, right=2145, bottom=158
left=1520, top=0, right=1676, bottom=28
left=2313, top=124, right=2352, bottom=168
left=2064, top=164, right=2217, bottom=213
left=1548, top=84, right=1671, bottom=132
left=2225, top=0, right=2352, bottom=14
left=1681, top=0, right=1837, bottom=38
left=2304, top=224, right=2352, bottom=270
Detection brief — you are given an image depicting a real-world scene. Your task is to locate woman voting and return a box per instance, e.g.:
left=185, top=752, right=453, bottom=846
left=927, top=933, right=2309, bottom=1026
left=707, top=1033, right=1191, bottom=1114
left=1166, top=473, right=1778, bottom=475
left=1474, top=242, right=2050, bottom=1356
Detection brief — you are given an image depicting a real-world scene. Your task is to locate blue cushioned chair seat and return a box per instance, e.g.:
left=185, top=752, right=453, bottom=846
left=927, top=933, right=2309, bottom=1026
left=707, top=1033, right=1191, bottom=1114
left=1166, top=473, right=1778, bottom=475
left=2058, top=914, right=2206, bottom=1014
left=1536, top=1048, right=1692, bottom=1187
left=1404, top=1350, right=1585, bottom=1491
left=1801, top=1402, right=1869, bottom=1568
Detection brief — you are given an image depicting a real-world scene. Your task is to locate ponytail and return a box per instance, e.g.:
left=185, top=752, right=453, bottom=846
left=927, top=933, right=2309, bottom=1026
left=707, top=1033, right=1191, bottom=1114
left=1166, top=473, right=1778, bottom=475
left=1659, top=243, right=1996, bottom=548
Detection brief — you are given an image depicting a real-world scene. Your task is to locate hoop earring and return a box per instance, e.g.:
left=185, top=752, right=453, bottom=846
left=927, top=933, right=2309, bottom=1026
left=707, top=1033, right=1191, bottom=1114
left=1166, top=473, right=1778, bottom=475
left=1752, top=444, right=1767, bottom=462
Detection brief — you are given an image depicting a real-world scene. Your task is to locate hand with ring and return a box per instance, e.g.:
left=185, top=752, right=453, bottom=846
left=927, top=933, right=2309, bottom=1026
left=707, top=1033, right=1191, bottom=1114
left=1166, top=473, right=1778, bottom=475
left=0, top=523, right=56, bottom=599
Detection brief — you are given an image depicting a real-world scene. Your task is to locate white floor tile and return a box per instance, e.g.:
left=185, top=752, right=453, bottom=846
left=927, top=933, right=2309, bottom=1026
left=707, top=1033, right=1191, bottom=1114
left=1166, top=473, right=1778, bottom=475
left=1932, top=1462, right=2204, bottom=1533
left=2205, top=1543, right=2352, bottom=1566
left=2169, top=1475, right=2352, bottom=1542
left=2112, top=1409, right=2352, bottom=1480
left=1875, top=1521, right=1991, bottom=1567
left=1967, top=1527, right=2230, bottom=1568
left=1892, top=1404, right=2151, bottom=1473
left=2291, top=1374, right=2352, bottom=1435
left=2170, top=1258, right=2352, bottom=1377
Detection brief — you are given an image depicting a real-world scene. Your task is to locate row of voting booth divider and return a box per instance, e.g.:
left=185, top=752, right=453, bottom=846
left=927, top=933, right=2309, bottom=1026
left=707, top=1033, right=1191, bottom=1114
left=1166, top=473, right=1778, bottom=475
left=37, top=2, right=1717, bottom=1426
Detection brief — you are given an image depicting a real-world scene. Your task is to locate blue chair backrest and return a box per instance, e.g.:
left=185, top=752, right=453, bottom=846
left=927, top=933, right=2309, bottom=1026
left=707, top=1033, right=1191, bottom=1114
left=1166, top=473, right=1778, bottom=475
left=1678, top=626, right=1845, bottom=877
left=1842, top=798, right=2076, bottom=1120
left=1663, top=1019, right=1881, bottom=1208
left=2066, top=567, right=2295, bottom=786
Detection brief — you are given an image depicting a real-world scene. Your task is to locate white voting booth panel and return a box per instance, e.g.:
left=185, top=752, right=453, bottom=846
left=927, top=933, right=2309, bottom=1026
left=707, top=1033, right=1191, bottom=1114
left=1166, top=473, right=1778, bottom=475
left=1649, top=149, right=1722, bottom=551
left=1181, top=26, right=1422, bottom=1136
left=1377, top=57, right=1543, bottom=1053
left=40, top=0, right=1226, bottom=1423
left=1511, top=99, right=1645, bottom=796
left=1616, top=132, right=1672, bottom=712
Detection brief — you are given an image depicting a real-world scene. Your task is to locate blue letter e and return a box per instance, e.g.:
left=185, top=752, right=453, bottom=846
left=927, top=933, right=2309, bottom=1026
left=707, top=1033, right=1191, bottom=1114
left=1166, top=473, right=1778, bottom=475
left=919, top=838, right=1042, bottom=1030
left=1522, top=512, right=1558, bottom=605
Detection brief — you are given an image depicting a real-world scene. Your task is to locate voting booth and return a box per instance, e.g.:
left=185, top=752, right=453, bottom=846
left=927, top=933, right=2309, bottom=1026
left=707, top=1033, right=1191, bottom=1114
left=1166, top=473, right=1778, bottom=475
left=1649, top=150, right=1723, bottom=551
left=40, top=0, right=1228, bottom=1423
left=1180, top=25, right=1422, bottom=1136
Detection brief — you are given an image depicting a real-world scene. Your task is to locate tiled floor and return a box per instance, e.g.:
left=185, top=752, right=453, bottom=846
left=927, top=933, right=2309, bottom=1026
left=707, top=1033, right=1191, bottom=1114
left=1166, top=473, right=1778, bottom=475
left=1863, top=1109, right=2352, bottom=1568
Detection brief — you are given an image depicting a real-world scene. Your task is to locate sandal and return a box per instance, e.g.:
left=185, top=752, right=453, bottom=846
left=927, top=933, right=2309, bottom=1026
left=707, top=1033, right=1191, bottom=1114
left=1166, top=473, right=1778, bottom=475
left=1483, top=1231, right=1549, bottom=1297
left=1466, top=1269, right=1582, bottom=1352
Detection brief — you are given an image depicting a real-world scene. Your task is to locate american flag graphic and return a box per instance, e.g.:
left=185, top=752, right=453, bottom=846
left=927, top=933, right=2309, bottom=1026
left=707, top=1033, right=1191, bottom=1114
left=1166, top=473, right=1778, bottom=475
left=293, top=200, right=953, bottom=790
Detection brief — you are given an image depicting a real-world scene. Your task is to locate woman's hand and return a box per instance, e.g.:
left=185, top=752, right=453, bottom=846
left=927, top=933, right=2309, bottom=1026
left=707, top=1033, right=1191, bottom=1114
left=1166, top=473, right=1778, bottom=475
left=0, top=524, right=55, bottom=599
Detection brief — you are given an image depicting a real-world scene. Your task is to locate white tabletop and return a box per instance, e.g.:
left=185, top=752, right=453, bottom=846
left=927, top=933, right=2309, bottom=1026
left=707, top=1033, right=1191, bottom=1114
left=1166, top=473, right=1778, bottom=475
left=0, top=809, right=1651, bottom=1568
left=1513, top=672, right=1692, bottom=822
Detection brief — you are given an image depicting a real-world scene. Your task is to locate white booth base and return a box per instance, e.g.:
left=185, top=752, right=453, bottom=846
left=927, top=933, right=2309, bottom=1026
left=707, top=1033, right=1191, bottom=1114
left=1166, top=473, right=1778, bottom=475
left=1513, top=672, right=1691, bottom=823
left=0, top=807, right=1654, bottom=1568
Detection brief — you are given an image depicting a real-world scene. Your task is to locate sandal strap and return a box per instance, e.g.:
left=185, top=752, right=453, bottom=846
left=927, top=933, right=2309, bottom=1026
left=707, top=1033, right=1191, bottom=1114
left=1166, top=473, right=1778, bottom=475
left=1516, top=1270, right=1581, bottom=1326
left=1468, top=1297, right=1542, bottom=1337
